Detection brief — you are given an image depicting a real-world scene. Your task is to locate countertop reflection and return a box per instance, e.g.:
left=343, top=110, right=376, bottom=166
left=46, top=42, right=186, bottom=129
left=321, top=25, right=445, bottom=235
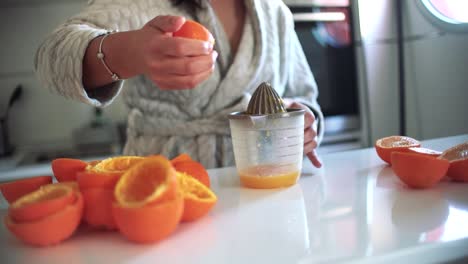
left=1, top=134, right=467, bottom=264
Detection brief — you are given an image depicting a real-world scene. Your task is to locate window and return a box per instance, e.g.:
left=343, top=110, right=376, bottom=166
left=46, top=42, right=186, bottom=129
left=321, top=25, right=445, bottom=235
left=420, top=0, right=468, bottom=25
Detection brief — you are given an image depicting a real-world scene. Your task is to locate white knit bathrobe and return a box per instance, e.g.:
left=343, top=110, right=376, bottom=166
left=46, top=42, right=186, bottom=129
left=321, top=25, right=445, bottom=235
left=35, top=0, right=324, bottom=168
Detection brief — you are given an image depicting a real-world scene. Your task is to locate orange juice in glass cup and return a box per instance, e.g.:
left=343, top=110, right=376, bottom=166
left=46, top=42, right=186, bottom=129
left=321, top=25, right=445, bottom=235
left=228, top=83, right=305, bottom=189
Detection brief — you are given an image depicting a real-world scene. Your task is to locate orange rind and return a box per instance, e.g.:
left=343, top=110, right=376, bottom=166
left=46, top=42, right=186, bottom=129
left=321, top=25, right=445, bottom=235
left=391, top=152, right=449, bottom=189
left=177, top=172, right=217, bottom=222
left=439, top=142, right=468, bottom=182
left=375, top=136, right=421, bottom=165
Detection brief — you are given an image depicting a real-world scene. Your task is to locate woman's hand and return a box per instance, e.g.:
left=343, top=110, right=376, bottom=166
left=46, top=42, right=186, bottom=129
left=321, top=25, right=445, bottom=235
left=136, top=15, right=217, bottom=90
left=288, top=101, right=322, bottom=168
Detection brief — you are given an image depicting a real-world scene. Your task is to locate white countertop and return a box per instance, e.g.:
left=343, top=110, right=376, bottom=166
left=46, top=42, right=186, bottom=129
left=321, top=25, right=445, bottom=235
left=1, top=134, right=467, bottom=264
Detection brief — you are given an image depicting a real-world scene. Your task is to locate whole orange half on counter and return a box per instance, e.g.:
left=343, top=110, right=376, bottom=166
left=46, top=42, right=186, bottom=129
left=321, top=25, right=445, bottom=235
left=81, top=188, right=116, bottom=229
left=391, top=152, right=449, bottom=189
left=112, top=156, right=182, bottom=243
left=0, top=176, right=52, bottom=203
left=5, top=191, right=84, bottom=247
left=375, top=136, right=421, bottom=165
left=77, top=156, right=146, bottom=229
left=91, top=156, right=145, bottom=173
left=114, top=156, right=178, bottom=208
left=173, top=160, right=210, bottom=188
left=9, top=183, right=75, bottom=222
left=112, top=191, right=184, bottom=244
left=177, top=172, right=217, bottom=222
left=77, top=156, right=146, bottom=189
left=439, top=142, right=468, bottom=182
left=407, top=147, right=442, bottom=157
left=76, top=171, right=121, bottom=190
left=51, top=158, right=88, bottom=182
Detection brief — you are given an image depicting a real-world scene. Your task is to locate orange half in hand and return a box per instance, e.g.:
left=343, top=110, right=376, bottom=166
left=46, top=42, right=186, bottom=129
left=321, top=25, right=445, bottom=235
left=439, top=142, right=468, bottom=182
left=173, top=20, right=215, bottom=45
left=5, top=191, right=84, bottom=247
left=391, top=151, right=449, bottom=189
left=9, top=183, right=75, bottom=222
left=375, top=136, right=421, bottom=165
left=177, top=172, right=217, bottom=222
left=0, top=176, right=52, bottom=204
left=51, top=158, right=88, bottom=182
left=114, top=156, right=178, bottom=208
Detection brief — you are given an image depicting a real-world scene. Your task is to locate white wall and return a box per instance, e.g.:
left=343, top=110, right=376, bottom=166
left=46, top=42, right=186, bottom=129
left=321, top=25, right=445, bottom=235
left=0, top=1, right=128, bottom=151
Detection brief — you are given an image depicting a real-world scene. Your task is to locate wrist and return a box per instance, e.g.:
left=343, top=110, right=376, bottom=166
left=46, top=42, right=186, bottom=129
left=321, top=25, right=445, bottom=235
left=108, top=30, right=146, bottom=79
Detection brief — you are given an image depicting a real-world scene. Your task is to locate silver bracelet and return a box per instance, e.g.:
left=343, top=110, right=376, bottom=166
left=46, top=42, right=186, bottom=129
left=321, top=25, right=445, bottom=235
left=97, top=31, right=120, bottom=81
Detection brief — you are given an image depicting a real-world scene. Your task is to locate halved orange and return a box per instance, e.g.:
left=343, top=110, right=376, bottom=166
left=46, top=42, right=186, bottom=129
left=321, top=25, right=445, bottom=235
left=114, top=156, right=178, bottom=208
left=5, top=192, right=84, bottom=247
left=112, top=191, right=184, bottom=243
left=92, top=156, right=145, bottom=173
left=391, top=152, right=449, bottom=189
left=173, top=160, right=210, bottom=187
left=81, top=188, right=116, bottom=229
left=76, top=156, right=145, bottom=189
left=173, top=20, right=215, bottom=45
left=0, top=176, right=52, bottom=203
left=76, top=171, right=121, bottom=190
left=375, top=136, right=421, bottom=165
left=9, top=184, right=75, bottom=222
left=171, top=153, right=193, bottom=165
left=54, top=181, right=80, bottom=192
left=76, top=156, right=145, bottom=229
left=177, top=172, right=217, bottom=222
left=439, top=142, right=468, bottom=182
left=51, top=158, right=88, bottom=182
left=87, top=160, right=101, bottom=167
left=407, top=147, right=442, bottom=157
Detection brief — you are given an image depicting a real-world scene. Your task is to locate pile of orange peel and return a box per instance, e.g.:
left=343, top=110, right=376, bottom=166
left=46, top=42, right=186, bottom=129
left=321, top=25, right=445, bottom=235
left=0, top=154, right=216, bottom=246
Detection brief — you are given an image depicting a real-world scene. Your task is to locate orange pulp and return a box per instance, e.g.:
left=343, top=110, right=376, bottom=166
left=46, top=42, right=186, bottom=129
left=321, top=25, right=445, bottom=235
left=239, top=164, right=300, bottom=189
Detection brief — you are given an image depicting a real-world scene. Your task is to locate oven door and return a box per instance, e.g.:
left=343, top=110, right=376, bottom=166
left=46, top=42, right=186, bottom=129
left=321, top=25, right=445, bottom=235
left=289, top=4, right=362, bottom=152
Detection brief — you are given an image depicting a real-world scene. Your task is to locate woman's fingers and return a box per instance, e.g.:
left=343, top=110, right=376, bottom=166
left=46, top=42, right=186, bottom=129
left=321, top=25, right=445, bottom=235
left=307, top=151, right=322, bottom=168
left=304, top=111, right=315, bottom=129
left=289, top=101, right=322, bottom=168
left=289, top=102, right=315, bottom=129
left=304, top=139, right=318, bottom=155
left=304, top=127, right=317, bottom=144
left=137, top=15, right=217, bottom=90
left=152, top=66, right=214, bottom=90
left=155, top=36, right=213, bottom=57
left=146, top=15, right=186, bottom=33
left=153, top=51, right=218, bottom=75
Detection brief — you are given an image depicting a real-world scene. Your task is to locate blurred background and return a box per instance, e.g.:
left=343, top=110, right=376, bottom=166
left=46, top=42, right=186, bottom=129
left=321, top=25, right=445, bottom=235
left=0, top=0, right=467, bottom=170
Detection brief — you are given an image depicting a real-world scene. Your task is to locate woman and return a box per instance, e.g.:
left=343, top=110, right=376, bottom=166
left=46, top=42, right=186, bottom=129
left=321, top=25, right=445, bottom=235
left=35, top=0, right=324, bottom=169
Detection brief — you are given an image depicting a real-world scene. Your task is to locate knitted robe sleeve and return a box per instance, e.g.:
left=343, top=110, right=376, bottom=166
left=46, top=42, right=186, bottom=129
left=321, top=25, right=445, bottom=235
left=34, top=0, right=148, bottom=107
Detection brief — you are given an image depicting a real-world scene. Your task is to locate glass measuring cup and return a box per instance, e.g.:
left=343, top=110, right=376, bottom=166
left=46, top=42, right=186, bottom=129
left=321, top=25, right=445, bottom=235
left=228, top=109, right=305, bottom=189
